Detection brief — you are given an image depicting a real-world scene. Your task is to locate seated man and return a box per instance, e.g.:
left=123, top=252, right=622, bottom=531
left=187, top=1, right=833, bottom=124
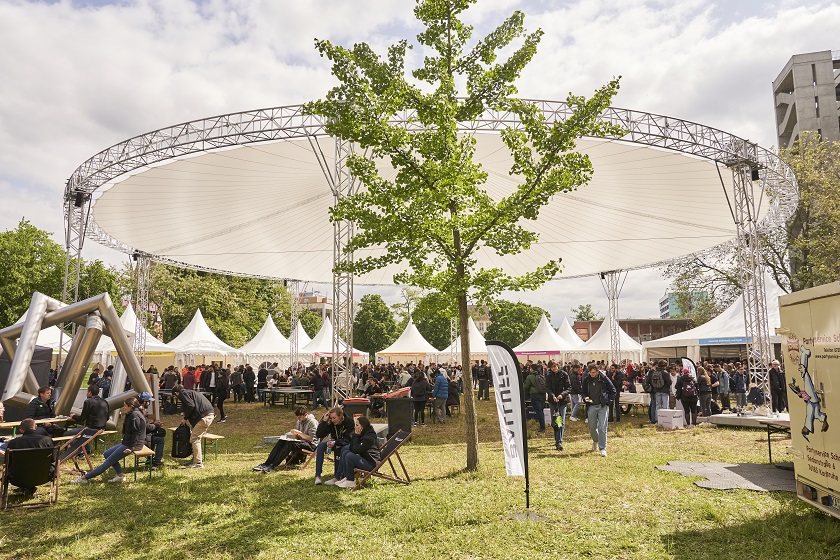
left=5, top=418, right=54, bottom=495
left=253, top=406, right=318, bottom=473
left=61, top=384, right=110, bottom=461
left=313, top=406, right=355, bottom=486
left=363, top=377, right=385, bottom=418
left=26, top=386, right=64, bottom=437
left=446, top=373, right=461, bottom=416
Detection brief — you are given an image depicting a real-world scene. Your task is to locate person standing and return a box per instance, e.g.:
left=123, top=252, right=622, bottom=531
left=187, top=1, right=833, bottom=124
left=768, top=360, right=788, bottom=413
left=230, top=366, right=244, bottom=403
left=523, top=364, right=547, bottom=433
left=171, top=384, right=214, bottom=469
left=215, top=367, right=230, bottom=423
left=668, top=365, right=680, bottom=409
left=71, top=397, right=146, bottom=484
left=546, top=362, right=571, bottom=450
left=697, top=367, right=713, bottom=419
left=182, top=367, right=197, bottom=390
left=607, top=364, right=625, bottom=423
left=432, top=367, right=448, bottom=424
left=675, top=368, right=699, bottom=427
left=649, top=361, right=671, bottom=423
left=310, top=370, right=329, bottom=410
left=732, top=365, right=748, bottom=410
left=243, top=365, right=256, bottom=403
left=582, top=365, right=616, bottom=457
left=568, top=364, right=583, bottom=421
left=410, top=370, right=431, bottom=426
left=475, top=360, right=491, bottom=401
left=716, top=364, right=731, bottom=411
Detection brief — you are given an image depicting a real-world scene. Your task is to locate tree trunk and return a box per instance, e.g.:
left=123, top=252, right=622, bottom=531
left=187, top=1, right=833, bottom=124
left=458, top=292, right=480, bottom=471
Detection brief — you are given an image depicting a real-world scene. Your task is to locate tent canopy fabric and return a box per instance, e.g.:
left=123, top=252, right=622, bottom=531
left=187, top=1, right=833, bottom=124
left=239, top=315, right=290, bottom=354
left=300, top=317, right=365, bottom=357
left=569, top=318, right=642, bottom=362
left=643, top=275, right=784, bottom=355
left=294, top=321, right=313, bottom=348
left=377, top=320, right=439, bottom=356
left=440, top=317, right=488, bottom=358
left=167, top=309, right=241, bottom=355
left=97, top=304, right=176, bottom=354
left=514, top=315, right=578, bottom=355
left=556, top=317, right=585, bottom=348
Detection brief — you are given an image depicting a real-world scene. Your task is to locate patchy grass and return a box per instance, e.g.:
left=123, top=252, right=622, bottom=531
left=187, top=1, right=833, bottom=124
left=1, top=399, right=837, bottom=559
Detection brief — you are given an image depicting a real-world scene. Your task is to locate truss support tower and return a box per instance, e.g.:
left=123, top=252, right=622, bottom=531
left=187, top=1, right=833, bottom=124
left=132, top=252, right=151, bottom=367
left=331, top=137, right=356, bottom=403
left=59, top=187, right=93, bottom=365
left=288, top=279, right=301, bottom=372
left=599, top=270, right=627, bottom=366
left=730, top=160, right=773, bottom=409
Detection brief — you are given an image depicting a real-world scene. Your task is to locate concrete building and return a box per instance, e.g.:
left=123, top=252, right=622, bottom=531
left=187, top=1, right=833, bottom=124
left=574, top=318, right=691, bottom=344
left=658, top=290, right=708, bottom=319
left=772, top=50, right=840, bottom=148
left=300, top=291, right=332, bottom=322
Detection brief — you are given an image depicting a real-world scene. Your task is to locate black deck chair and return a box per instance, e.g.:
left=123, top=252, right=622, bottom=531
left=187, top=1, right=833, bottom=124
left=1, top=447, right=60, bottom=509
left=352, top=429, right=412, bottom=490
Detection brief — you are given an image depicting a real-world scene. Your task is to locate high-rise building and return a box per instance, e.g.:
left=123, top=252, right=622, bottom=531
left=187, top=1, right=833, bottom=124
left=772, top=50, right=840, bottom=148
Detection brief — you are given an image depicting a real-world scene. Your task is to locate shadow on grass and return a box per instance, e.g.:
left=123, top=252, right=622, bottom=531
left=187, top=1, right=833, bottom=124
left=663, top=494, right=839, bottom=560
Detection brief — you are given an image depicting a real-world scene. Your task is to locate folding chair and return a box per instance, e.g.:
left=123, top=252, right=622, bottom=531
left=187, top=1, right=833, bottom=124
left=352, top=430, right=412, bottom=490
left=57, top=428, right=104, bottom=474
left=1, top=447, right=60, bottom=509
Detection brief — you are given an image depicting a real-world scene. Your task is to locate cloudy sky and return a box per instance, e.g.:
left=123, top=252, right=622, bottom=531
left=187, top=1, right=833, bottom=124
left=1, top=0, right=838, bottom=324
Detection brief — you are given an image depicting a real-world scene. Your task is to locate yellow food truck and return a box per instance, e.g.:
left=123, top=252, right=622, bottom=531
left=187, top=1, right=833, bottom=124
left=778, top=282, right=840, bottom=519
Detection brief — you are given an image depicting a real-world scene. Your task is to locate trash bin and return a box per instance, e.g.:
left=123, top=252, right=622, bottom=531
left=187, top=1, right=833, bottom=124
left=386, top=396, right=413, bottom=438
left=342, top=397, right=370, bottom=420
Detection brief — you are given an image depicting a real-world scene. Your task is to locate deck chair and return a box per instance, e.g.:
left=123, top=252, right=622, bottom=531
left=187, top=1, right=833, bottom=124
left=57, top=428, right=104, bottom=474
left=1, top=447, right=60, bottom=509
left=352, top=430, right=412, bottom=490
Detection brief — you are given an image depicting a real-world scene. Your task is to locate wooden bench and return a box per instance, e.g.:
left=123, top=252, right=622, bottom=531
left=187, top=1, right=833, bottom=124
left=167, top=428, right=225, bottom=462
left=128, top=446, right=157, bottom=481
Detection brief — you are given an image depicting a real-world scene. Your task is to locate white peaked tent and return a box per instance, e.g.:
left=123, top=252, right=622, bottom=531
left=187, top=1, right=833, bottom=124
left=376, top=320, right=440, bottom=363
left=239, top=315, right=292, bottom=366
left=167, top=309, right=241, bottom=364
left=643, top=275, right=784, bottom=362
left=569, top=318, right=643, bottom=363
left=556, top=317, right=585, bottom=348
left=294, top=320, right=313, bottom=348
left=97, top=304, right=177, bottom=354
left=514, top=315, right=578, bottom=357
left=440, top=317, right=488, bottom=363
left=14, top=310, right=73, bottom=354
left=300, top=316, right=365, bottom=357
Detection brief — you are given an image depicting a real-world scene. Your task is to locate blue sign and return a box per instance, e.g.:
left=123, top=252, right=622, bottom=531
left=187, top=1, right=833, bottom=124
left=699, top=336, right=752, bottom=346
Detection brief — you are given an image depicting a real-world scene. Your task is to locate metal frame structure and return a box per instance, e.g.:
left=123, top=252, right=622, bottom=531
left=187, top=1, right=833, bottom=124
left=599, top=270, right=628, bottom=365
left=287, top=279, right=301, bottom=371
left=63, top=102, right=798, bottom=389
left=132, top=252, right=151, bottom=367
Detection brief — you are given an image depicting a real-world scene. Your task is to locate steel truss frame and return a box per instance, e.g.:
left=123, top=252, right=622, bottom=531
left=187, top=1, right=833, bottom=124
left=599, top=270, right=628, bottom=365
left=132, top=252, right=151, bottom=366
left=287, top=279, right=301, bottom=371
left=63, top=101, right=799, bottom=386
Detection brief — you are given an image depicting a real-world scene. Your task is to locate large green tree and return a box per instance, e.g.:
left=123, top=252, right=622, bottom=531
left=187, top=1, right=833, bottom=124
left=484, top=300, right=548, bottom=347
left=571, top=303, right=603, bottom=322
left=353, top=294, right=399, bottom=359
left=307, top=0, right=619, bottom=470
left=412, top=291, right=456, bottom=351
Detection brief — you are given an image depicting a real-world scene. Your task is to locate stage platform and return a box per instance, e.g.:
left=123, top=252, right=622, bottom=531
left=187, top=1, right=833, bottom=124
left=706, top=412, right=790, bottom=429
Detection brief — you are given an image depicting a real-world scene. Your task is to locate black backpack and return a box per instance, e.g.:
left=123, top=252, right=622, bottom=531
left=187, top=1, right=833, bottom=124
left=681, top=377, right=698, bottom=398
left=171, top=424, right=192, bottom=458
left=650, top=369, right=665, bottom=390
left=534, top=373, right=547, bottom=394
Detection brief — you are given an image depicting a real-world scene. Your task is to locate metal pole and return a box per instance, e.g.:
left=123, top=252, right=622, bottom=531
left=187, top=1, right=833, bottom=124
left=288, top=279, right=300, bottom=372
left=133, top=252, right=151, bottom=368
left=599, top=270, right=627, bottom=365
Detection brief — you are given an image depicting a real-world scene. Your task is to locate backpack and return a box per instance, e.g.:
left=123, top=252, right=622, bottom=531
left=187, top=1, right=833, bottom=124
left=650, top=369, right=665, bottom=390
left=534, top=373, right=547, bottom=394
left=171, top=424, right=192, bottom=458
left=681, top=377, right=698, bottom=398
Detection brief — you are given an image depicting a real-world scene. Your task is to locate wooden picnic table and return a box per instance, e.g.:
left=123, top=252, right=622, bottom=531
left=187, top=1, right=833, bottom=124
left=0, top=417, right=72, bottom=436
left=264, top=387, right=313, bottom=407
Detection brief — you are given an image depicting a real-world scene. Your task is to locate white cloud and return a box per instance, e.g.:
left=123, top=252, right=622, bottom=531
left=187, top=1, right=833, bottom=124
left=1, top=0, right=836, bottom=320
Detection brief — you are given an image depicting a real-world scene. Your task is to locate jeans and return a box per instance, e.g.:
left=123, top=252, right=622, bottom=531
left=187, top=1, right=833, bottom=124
left=736, top=392, right=747, bottom=408
left=478, top=379, right=490, bottom=400
left=569, top=394, right=582, bottom=419
left=312, top=389, right=328, bottom=409
left=654, top=392, right=670, bottom=419
left=529, top=393, right=546, bottom=430
left=609, top=394, right=622, bottom=422
left=59, top=426, right=99, bottom=461
left=339, top=451, right=375, bottom=481
left=649, top=391, right=659, bottom=422
left=413, top=401, right=426, bottom=424
left=699, top=393, right=712, bottom=417
left=434, top=397, right=447, bottom=422
left=587, top=404, right=609, bottom=451
left=84, top=443, right=130, bottom=479
left=549, top=400, right=567, bottom=447
left=216, top=393, right=227, bottom=419
left=315, top=440, right=341, bottom=479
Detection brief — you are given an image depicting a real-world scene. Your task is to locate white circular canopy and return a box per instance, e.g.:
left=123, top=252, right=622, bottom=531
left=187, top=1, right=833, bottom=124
left=74, top=102, right=795, bottom=284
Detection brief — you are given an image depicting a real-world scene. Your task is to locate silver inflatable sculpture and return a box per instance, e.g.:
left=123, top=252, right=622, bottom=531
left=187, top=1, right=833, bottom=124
left=0, top=292, right=151, bottom=415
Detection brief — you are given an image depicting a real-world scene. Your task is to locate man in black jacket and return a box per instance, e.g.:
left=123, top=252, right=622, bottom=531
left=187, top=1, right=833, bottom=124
left=5, top=418, right=54, bottom=494
left=26, top=386, right=64, bottom=437
left=547, top=362, right=572, bottom=450
left=60, top=384, right=110, bottom=460
left=582, top=365, right=617, bottom=457
left=768, top=360, right=788, bottom=413
left=172, top=384, right=214, bottom=469
left=312, top=406, right=355, bottom=486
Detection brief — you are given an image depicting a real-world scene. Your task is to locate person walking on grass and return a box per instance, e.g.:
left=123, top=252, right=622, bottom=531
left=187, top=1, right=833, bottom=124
left=72, top=397, right=146, bottom=484
left=172, top=384, right=214, bottom=469
left=582, top=365, right=616, bottom=457
left=547, top=361, right=572, bottom=451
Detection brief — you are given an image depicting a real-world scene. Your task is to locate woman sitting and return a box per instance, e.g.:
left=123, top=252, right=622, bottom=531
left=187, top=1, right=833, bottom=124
left=71, top=397, right=146, bottom=484
left=335, top=416, right=381, bottom=489
left=253, top=406, right=318, bottom=472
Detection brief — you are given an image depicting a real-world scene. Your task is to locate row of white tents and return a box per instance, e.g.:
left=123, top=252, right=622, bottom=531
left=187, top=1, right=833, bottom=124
left=14, top=275, right=784, bottom=368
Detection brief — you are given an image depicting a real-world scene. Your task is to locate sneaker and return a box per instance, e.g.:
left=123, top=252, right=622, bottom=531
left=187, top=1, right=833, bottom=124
left=71, top=477, right=88, bottom=484
left=185, top=463, right=204, bottom=469
left=569, top=416, right=579, bottom=422
left=314, top=477, right=323, bottom=485
left=600, top=449, right=607, bottom=457
left=556, top=444, right=563, bottom=451
left=107, top=475, right=126, bottom=483
left=324, top=478, right=338, bottom=486
left=421, top=423, right=427, bottom=427
left=219, top=418, right=227, bottom=423
left=262, top=466, right=273, bottom=473
left=253, top=464, right=266, bottom=471
left=336, top=478, right=356, bottom=489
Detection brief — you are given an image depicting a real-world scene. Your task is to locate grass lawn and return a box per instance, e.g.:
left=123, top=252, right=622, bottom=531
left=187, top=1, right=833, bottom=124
left=1, top=397, right=838, bottom=559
